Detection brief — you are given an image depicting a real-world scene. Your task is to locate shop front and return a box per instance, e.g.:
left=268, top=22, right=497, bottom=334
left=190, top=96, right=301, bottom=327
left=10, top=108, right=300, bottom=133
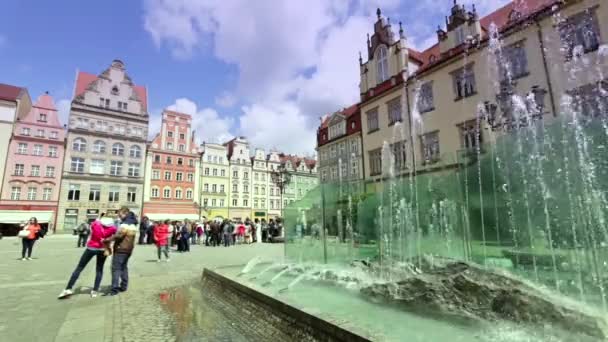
left=0, top=210, right=55, bottom=236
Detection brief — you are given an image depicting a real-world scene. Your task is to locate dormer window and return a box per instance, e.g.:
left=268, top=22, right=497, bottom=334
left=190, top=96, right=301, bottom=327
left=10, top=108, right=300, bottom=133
left=429, top=55, right=437, bottom=63
left=111, top=86, right=119, bottom=95
left=328, top=120, right=346, bottom=140
left=376, top=46, right=389, bottom=84
left=508, top=10, right=522, bottom=23
left=38, top=113, right=47, bottom=122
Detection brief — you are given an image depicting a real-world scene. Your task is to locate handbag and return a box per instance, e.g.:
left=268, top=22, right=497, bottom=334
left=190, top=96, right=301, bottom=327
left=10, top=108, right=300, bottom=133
left=17, top=229, right=29, bottom=238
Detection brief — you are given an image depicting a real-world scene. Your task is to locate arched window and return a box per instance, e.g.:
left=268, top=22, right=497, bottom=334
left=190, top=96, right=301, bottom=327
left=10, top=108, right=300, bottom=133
left=376, top=46, right=389, bottom=84
left=163, top=187, right=171, bottom=198
left=129, top=145, right=141, bottom=158
left=151, top=187, right=159, bottom=198
left=186, top=189, right=193, bottom=199
left=72, top=138, right=87, bottom=152
left=93, top=140, right=106, bottom=154
left=112, top=143, right=124, bottom=156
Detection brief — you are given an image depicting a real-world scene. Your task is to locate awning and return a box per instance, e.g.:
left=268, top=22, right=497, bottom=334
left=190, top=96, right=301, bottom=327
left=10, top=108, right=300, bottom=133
left=0, top=210, right=54, bottom=224
left=145, top=213, right=200, bottom=221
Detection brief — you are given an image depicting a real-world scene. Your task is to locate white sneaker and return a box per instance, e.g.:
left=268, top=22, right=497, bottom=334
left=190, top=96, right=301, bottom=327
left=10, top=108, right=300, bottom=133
left=58, top=289, right=73, bottom=299
left=91, top=291, right=98, bottom=298
left=166, top=259, right=170, bottom=262
left=157, top=259, right=161, bottom=263
left=26, top=258, right=32, bottom=260
left=21, top=258, right=26, bottom=261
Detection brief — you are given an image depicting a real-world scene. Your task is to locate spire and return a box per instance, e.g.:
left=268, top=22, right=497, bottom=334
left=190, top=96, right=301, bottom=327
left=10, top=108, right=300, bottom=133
left=359, top=51, right=363, bottom=65
left=399, top=22, right=404, bottom=39
left=387, top=17, right=391, bottom=26
left=376, top=8, right=381, bottom=19
left=367, top=33, right=371, bottom=47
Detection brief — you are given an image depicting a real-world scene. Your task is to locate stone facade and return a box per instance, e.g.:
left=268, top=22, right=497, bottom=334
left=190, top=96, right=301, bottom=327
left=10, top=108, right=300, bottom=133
left=200, top=142, right=230, bottom=220
left=225, top=137, right=252, bottom=221
left=56, top=60, right=149, bottom=231
left=142, top=110, right=201, bottom=221
left=0, top=92, right=65, bottom=230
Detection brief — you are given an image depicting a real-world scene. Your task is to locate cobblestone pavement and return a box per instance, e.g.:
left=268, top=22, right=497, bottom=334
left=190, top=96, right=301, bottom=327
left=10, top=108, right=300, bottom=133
left=0, top=235, right=283, bottom=341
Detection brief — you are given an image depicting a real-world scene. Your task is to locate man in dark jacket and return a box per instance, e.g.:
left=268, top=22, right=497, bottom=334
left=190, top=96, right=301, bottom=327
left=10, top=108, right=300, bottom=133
left=104, top=207, right=138, bottom=296
left=76, top=222, right=90, bottom=248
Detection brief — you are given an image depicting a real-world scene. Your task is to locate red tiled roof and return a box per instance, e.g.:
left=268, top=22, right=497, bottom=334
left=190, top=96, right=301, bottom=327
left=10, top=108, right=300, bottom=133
left=407, top=48, right=425, bottom=64
left=415, top=0, right=558, bottom=71
left=74, top=71, right=148, bottom=111
left=320, top=103, right=359, bottom=129
left=0, top=83, right=25, bottom=102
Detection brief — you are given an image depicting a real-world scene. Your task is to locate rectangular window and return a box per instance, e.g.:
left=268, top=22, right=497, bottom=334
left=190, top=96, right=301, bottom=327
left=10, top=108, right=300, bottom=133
left=90, top=159, right=105, bottom=174
left=559, top=8, right=601, bottom=59
left=244, top=172, right=248, bottom=179
left=351, top=159, right=359, bottom=176
left=331, top=166, right=338, bottom=180
left=71, top=158, right=85, bottom=173
left=167, top=131, right=173, bottom=138
left=232, top=199, right=238, bottom=206
left=244, top=184, right=249, bottom=193
left=187, top=173, right=193, bottom=182
left=127, top=187, right=136, bottom=202
left=243, top=199, right=248, bottom=207
left=220, top=185, right=225, bottom=193
left=49, top=146, right=58, bottom=157
left=177, top=158, right=183, bottom=166
left=204, top=184, right=209, bottom=192
left=154, top=155, right=161, bottom=163
left=22, top=127, right=30, bottom=136
left=50, top=131, right=58, bottom=139
left=110, top=161, right=123, bottom=176
left=17, top=143, right=27, bottom=154
left=166, top=142, right=173, bottom=150
left=27, top=187, right=37, bottom=200
left=176, top=172, right=183, bottom=181
left=68, top=184, right=80, bottom=201
left=205, top=168, right=210, bottom=176
left=460, top=120, right=483, bottom=150
left=164, top=171, right=171, bottom=180
left=42, top=188, right=52, bottom=201
left=38, top=113, right=47, bottom=122
left=128, top=163, right=140, bottom=177
left=328, top=121, right=346, bottom=140
left=108, top=186, right=120, bottom=202
left=367, top=108, right=379, bottom=132
left=152, top=170, right=160, bottom=180
left=387, top=97, right=402, bottom=125
left=36, top=129, right=44, bottom=137
left=163, top=188, right=171, bottom=198
left=212, top=168, right=218, bottom=176
left=498, top=42, right=528, bottom=81
left=421, top=131, right=441, bottom=164
left=220, top=170, right=225, bottom=177
left=418, top=81, right=435, bottom=113
left=211, top=199, right=216, bottom=206
left=368, top=149, right=382, bottom=176
left=151, top=188, right=159, bottom=198
left=189, top=159, right=194, bottom=167
left=89, top=185, right=101, bottom=201
left=45, top=166, right=55, bottom=177
left=11, top=186, right=21, bottom=200
left=179, top=133, right=185, bottom=140
left=30, top=165, right=40, bottom=177
left=175, top=189, right=183, bottom=199
left=178, top=144, right=185, bottom=152
left=220, top=199, right=225, bottom=207
left=455, top=26, right=466, bottom=45
left=212, top=184, right=217, bottom=193
left=166, top=156, right=172, bottom=164
left=391, top=140, right=408, bottom=170
left=569, top=81, right=608, bottom=119
left=233, top=184, right=238, bottom=192
left=233, top=170, right=238, bottom=178
left=452, top=65, right=476, bottom=99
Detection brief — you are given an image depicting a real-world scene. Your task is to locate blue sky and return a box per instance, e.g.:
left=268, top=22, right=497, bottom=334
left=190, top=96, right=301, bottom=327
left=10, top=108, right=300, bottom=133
left=0, top=0, right=509, bottom=154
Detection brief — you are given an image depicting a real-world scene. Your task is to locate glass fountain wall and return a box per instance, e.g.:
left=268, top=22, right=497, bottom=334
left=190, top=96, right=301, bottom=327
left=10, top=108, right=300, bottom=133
left=284, top=115, right=608, bottom=314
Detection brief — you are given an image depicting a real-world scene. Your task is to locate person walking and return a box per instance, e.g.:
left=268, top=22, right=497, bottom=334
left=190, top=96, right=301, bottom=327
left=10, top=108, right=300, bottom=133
left=154, top=220, right=170, bottom=262
left=19, top=217, right=41, bottom=260
left=104, top=207, right=138, bottom=296
left=58, top=217, right=117, bottom=298
left=76, top=221, right=90, bottom=248
left=255, top=219, right=262, bottom=243
left=261, top=219, right=268, bottom=242
left=180, top=223, right=191, bottom=252
left=222, top=219, right=232, bottom=247
left=138, top=216, right=149, bottom=245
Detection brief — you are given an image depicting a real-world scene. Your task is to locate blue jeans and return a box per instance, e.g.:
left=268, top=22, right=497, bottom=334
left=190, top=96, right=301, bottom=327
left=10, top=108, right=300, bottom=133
left=111, top=253, right=130, bottom=293
left=66, top=248, right=107, bottom=291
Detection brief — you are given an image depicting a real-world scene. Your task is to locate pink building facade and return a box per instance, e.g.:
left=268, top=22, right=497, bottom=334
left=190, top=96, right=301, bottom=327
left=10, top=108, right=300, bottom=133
left=0, top=93, right=65, bottom=231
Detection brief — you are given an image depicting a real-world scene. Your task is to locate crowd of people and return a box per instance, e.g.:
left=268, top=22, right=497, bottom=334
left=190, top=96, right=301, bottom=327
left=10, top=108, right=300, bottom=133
left=137, top=217, right=285, bottom=254
left=15, top=212, right=284, bottom=299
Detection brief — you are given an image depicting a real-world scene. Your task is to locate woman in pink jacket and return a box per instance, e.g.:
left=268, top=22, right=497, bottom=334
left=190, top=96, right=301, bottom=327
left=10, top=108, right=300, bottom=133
left=58, top=217, right=117, bottom=299
left=154, top=220, right=170, bottom=262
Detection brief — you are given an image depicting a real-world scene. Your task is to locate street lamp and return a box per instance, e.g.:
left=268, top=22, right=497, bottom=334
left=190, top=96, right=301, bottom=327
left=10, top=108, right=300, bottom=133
left=270, top=165, right=292, bottom=219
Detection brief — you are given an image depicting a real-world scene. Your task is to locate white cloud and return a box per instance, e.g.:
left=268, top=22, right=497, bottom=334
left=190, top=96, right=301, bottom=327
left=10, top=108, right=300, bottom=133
left=167, top=98, right=234, bottom=144
left=144, top=0, right=509, bottom=154
left=214, top=91, right=237, bottom=108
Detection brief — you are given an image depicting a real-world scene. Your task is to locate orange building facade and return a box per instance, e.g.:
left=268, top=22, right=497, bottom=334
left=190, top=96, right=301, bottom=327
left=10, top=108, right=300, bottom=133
left=142, top=110, right=201, bottom=222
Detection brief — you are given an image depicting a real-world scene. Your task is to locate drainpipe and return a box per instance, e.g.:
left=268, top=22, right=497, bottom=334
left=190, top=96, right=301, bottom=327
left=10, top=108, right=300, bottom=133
left=536, top=21, right=558, bottom=117
left=404, top=74, right=416, bottom=177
